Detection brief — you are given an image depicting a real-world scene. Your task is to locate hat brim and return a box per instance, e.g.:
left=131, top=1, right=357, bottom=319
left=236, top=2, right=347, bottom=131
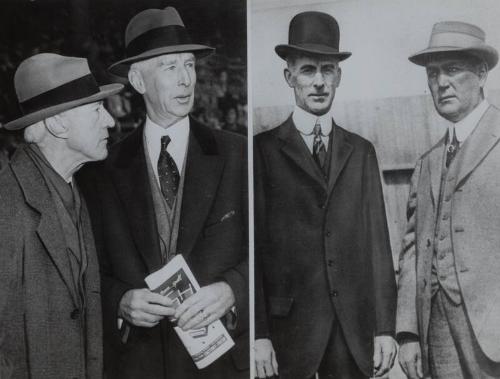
left=409, top=45, right=499, bottom=70
left=108, top=44, right=215, bottom=78
left=275, top=44, right=351, bottom=61
left=3, top=83, right=124, bottom=131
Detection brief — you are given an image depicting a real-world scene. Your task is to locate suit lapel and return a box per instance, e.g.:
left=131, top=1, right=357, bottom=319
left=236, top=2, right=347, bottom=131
left=177, top=119, right=224, bottom=258
left=11, top=147, right=79, bottom=306
left=326, top=124, right=353, bottom=195
left=109, top=126, right=162, bottom=272
left=276, top=117, right=327, bottom=189
left=455, top=105, right=500, bottom=187
left=427, top=137, right=446, bottom=208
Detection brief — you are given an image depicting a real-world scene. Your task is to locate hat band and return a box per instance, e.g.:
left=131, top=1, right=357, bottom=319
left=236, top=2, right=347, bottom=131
left=126, top=25, right=193, bottom=57
left=429, top=32, right=484, bottom=49
left=20, top=74, right=100, bottom=115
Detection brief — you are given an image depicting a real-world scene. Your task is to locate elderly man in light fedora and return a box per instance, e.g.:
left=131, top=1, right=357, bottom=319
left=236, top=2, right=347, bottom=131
left=77, top=6, right=248, bottom=379
left=254, top=11, right=397, bottom=379
left=397, top=21, right=500, bottom=379
left=0, top=53, right=122, bottom=378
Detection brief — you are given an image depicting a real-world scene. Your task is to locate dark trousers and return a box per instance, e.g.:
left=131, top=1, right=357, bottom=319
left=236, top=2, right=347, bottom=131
left=311, top=321, right=367, bottom=379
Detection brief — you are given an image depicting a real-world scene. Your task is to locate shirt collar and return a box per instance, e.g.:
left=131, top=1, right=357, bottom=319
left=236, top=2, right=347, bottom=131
left=292, top=105, right=333, bottom=136
left=449, top=99, right=489, bottom=144
left=144, top=116, right=190, bottom=173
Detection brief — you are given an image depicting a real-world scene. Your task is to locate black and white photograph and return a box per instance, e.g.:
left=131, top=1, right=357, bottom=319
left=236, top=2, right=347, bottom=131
left=0, top=1, right=248, bottom=378
left=252, top=1, right=500, bottom=379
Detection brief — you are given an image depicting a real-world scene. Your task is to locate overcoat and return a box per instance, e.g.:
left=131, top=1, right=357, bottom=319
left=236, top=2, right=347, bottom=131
left=78, top=118, right=248, bottom=379
left=0, top=146, right=102, bottom=379
left=397, top=105, right=500, bottom=373
left=254, top=117, right=396, bottom=378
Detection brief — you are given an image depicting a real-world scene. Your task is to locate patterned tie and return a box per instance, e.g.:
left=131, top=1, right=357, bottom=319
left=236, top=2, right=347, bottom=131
left=158, top=135, right=180, bottom=208
left=312, top=120, right=327, bottom=170
left=445, top=127, right=459, bottom=168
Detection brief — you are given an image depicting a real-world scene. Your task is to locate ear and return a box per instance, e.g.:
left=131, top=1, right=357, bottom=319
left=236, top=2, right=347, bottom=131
left=284, top=68, right=294, bottom=88
left=334, top=66, right=342, bottom=88
left=478, top=63, right=488, bottom=89
left=128, top=68, right=146, bottom=94
left=44, top=114, right=69, bottom=138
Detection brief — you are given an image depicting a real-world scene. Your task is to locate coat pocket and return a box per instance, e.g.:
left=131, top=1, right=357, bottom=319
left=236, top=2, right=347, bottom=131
left=268, top=296, right=294, bottom=318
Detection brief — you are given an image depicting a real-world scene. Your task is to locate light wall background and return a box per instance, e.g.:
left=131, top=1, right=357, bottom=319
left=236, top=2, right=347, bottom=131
left=251, top=3, right=500, bottom=377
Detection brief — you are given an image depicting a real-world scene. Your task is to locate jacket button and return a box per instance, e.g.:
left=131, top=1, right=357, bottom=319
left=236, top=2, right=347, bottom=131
left=426, top=239, right=431, bottom=247
left=330, top=290, right=338, bottom=297
left=326, top=231, right=331, bottom=237
left=70, top=309, right=80, bottom=320
left=327, top=259, right=334, bottom=267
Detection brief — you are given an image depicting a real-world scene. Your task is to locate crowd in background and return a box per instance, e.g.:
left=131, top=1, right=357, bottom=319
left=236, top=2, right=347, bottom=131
left=0, top=0, right=247, bottom=168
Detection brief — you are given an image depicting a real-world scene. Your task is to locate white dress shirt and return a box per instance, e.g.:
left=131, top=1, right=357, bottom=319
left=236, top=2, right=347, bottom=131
left=292, top=105, right=333, bottom=153
left=448, top=99, right=489, bottom=146
left=144, top=116, right=190, bottom=186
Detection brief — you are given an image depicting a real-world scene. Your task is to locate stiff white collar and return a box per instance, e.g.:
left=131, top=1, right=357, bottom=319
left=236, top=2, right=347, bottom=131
left=448, top=99, right=489, bottom=145
left=292, top=105, right=333, bottom=136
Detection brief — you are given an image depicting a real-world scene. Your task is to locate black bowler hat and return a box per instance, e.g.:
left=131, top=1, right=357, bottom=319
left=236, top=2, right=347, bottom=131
left=4, top=53, right=123, bottom=131
left=109, top=7, right=214, bottom=77
left=275, top=11, right=351, bottom=61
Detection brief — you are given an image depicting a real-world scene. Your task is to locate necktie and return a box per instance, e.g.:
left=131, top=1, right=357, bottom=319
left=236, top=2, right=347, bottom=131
left=312, top=121, right=327, bottom=170
left=158, top=135, right=180, bottom=208
left=445, top=127, right=459, bottom=168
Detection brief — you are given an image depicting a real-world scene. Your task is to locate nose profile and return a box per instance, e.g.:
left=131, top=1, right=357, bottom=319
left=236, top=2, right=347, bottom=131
left=437, top=71, right=449, bottom=88
left=312, top=72, right=325, bottom=89
left=102, top=107, right=116, bottom=129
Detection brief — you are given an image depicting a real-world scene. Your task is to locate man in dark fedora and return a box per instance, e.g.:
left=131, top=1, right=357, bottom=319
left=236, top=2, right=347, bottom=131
left=0, top=53, right=122, bottom=378
left=397, top=21, right=500, bottom=379
left=254, top=11, right=397, bottom=379
left=77, top=6, right=248, bottom=379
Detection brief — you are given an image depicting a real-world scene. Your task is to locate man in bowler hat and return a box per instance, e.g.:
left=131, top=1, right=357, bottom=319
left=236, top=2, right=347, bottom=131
left=0, top=53, right=122, bottom=378
left=254, top=11, right=397, bottom=379
left=78, top=7, right=248, bottom=379
left=397, top=21, right=500, bottom=379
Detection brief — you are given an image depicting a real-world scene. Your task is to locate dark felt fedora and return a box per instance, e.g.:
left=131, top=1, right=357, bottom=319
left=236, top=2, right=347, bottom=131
left=409, top=21, right=498, bottom=70
left=4, top=53, right=123, bottom=131
left=275, top=11, right=351, bottom=61
left=109, top=6, right=214, bottom=77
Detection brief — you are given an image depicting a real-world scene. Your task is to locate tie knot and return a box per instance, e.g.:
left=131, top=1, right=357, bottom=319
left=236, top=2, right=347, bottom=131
left=161, top=135, right=171, bottom=150
left=313, top=122, right=322, bottom=137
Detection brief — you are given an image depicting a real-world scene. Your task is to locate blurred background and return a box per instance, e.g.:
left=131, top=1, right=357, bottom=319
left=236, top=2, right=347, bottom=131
left=0, top=0, right=247, bottom=168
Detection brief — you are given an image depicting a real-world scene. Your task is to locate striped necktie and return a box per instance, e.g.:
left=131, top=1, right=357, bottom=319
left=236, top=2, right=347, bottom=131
left=158, top=135, right=180, bottom=208
left=312, top=120, right=327, bottom=170
left=445, top=127, right=459, bottom=168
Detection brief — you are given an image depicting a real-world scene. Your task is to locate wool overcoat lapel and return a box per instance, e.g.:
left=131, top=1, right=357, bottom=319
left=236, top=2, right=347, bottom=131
left=177, top=119, right=224, bottom=258
left=109, top=125, right=162, bottom=272
left=10, top=147, right=79, bottom=306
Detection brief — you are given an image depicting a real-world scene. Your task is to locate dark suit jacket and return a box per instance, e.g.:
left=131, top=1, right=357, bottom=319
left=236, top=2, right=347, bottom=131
left=0, top=146, right=102, bottom=379
left=78, top=118, right=248, bottom=379
left=255, top=117, right=396, bottom=378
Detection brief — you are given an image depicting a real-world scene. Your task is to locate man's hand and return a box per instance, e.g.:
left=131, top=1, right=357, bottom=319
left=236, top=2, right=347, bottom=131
left=174, top=281, right=235, bottom=330
left=254, top=338, right=278, bottom=378
left=399, top=341, right=424, bottom=379
left=118, top=288, right=175, bottom=328
left=373, top=335, right=397, bottom=377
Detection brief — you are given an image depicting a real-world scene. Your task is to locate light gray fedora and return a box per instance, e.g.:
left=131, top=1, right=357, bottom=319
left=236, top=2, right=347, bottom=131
left=5, top=53, right=123, bottom=130
left=409, top=21, right=498, bottom=70
left=108, top=7, right=214, bottom=77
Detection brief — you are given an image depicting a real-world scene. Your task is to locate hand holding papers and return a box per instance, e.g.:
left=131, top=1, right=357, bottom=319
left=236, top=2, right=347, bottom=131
left=145, top=255, right=235, bottom=369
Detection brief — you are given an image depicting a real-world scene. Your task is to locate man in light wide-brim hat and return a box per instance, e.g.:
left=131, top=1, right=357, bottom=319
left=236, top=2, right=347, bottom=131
left=397, top=21, right=500, bottom=379
left=77, top=6, right=248, bottom=379
left=0, top=53, right=122, bottom=378
left=254, top=10, right=397, bottom=379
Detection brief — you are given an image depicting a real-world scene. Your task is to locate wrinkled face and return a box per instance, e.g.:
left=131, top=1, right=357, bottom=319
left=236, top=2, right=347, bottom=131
left=426, top=54, right=487, bottom=122
left=63, top=101, right=115, bottom=161
left=284, top=55, right=341, bottom=115
left=139, top=53, right=196, bottom=125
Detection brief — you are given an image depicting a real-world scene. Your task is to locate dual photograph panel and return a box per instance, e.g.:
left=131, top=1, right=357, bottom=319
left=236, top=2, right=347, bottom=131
left=1, top=1, right=500, bottom=379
